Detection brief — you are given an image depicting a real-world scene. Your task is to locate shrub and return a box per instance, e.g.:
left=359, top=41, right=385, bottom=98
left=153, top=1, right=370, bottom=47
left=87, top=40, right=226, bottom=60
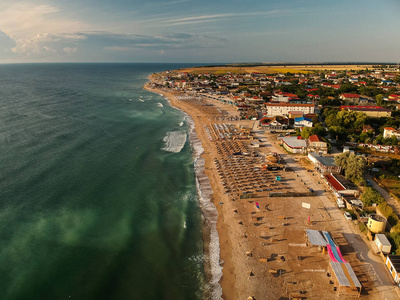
left=388, top=232, right=400, bottom=255
left=361, top=187, right=384, bottom=207
left=358, top=222, right=367, bottom=233
left=378, top=202, right=400, bottom=227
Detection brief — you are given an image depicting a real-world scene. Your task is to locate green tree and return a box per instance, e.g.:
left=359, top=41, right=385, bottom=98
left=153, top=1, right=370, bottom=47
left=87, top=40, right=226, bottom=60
left=376, top=94, right=384, bottom=106
left=335, top=152, right=367, bottom=183
left=358, top=132, right=369, bottom=143
left=361, top=187, right=384, bottom=206
left=312, top=123, right=326, bottom=137
left=301, top=127, right=312, bottom=139
left=325, top=113, right=337, bottom=128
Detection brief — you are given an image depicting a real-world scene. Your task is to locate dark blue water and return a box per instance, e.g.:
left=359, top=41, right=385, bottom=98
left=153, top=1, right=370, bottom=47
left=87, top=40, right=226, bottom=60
left=0, top=63, right=206, bottom=300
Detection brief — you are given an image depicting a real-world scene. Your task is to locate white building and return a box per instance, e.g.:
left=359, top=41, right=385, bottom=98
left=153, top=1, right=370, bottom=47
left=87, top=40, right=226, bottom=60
left=266, top=103, right=315, bottom=117
left=280, top=136, right=307, bottom=154
left=383, top=127, right=400, bottom=139
left=294, top=117, right=313, bottom=128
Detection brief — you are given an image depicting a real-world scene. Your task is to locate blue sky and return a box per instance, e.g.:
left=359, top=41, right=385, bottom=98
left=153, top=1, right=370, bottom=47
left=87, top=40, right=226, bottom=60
left=0, top=0, right=399, bottom=63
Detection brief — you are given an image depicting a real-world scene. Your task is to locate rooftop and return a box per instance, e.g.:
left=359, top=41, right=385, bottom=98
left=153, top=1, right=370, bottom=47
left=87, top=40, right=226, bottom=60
left=267, top=103, right=314, bottom=107
left=369, top=214, right=387, bottom=223
left=281, top=136, right=307, bottom=148
left=309, top=153, right=337, bottom=167
left=324, top=174, right=346, bottom=191
left=309, top=135, right=323, bottom=143
left=294, top=117, right=312, bottom=122
left=341, top=93, right=360, bottom=98
left=330, top=262, right=362, bottom=288
left=375, top=234, right=391, bottom=247
left=305, top=229, right=328, bottom=246
left=387, top=255, right=400, bottom=273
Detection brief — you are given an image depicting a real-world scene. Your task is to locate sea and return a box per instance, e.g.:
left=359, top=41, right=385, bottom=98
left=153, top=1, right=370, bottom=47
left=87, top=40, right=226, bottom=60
left=0, top=63, right=222, bottom=300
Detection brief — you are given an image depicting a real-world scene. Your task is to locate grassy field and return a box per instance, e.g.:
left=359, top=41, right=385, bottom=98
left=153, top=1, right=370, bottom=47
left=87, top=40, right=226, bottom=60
left=376, top=178, right=400, bottom=200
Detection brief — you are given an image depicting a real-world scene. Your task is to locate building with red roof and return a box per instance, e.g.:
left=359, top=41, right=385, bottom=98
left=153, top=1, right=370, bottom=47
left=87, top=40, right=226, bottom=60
left=362, top=125, right=375, bottom=133
left=388, top=94, right=400, bottom=102
left=383, top=127, right=400, bottom=139
left=340, top=93, right=361, bottom=104
left=340, top=106, right=391, bottom=118
left=323, top=174, right=358, bottom=196
left=308, top=135, right=328, bottom=154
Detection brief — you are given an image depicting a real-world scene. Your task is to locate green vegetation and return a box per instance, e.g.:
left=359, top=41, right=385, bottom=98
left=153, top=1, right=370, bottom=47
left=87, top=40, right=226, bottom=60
left=358, top=222, right=367, bottom=233
left=388, top=233, right=400, bottom=255
left=335, top=152, right=366, bottom=183
left=299, top=123, right=326, bottom=139
left=361, top=187, right=400, bottom=253
left=378, top=201, right=399, bottom=227
left=361, top=187, right=384, bottom=206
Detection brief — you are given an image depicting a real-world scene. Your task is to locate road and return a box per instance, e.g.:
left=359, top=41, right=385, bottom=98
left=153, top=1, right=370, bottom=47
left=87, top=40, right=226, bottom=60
left=365, top=174, right=400, bottom=217
left=257, top=130, right=400, bottom=299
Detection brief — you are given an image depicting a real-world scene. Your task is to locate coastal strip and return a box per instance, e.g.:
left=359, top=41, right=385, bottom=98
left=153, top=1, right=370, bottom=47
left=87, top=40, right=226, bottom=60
left=144, top=79, right=227, bottom=299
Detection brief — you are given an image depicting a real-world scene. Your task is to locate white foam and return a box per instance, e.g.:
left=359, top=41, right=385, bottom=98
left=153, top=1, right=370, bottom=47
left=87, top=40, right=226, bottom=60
left=149, top=89, right=222, bottom=298
left=162, top=131, right=187, bottom=153
left=157, top=102, right=163, bottom=107
left=187, top=115, right=222, bottom=300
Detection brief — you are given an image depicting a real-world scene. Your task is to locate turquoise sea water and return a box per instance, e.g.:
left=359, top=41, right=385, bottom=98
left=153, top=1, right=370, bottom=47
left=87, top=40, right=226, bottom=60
left=0, top=63, right=208, bottom=299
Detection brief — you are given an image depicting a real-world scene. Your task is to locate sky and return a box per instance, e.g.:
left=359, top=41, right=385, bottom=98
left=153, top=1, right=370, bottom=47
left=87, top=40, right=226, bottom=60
left=0, top=0, right=400, bottom=63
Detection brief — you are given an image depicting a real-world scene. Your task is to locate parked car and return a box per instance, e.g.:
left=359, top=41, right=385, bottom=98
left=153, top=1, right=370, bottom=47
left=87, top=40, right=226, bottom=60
left=366, top=180, right=373, bottom=186
left=344, top=212, right=352, bottom=220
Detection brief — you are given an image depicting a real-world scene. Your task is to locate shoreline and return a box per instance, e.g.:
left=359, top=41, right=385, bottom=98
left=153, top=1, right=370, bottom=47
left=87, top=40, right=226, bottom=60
left=141, top=69, right=400, bottom=300
left=143, top=81, right=228, bottom=299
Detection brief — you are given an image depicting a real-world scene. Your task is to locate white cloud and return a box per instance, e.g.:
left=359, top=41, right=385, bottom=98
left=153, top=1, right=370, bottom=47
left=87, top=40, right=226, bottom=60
left=10, top=31, right=226, bottom=61
left=0, top=1, right=88, bottom=39
left=163, top=10, right=293, bottom=26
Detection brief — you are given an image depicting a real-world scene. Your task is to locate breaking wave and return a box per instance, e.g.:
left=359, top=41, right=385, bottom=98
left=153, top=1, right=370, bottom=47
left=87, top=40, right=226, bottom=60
left=162, top=131, right=187, bottom=153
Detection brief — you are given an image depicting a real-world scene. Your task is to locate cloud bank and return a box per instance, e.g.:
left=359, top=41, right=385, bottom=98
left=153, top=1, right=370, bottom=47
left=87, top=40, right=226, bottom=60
left=8, top=31, right=226, bottom=62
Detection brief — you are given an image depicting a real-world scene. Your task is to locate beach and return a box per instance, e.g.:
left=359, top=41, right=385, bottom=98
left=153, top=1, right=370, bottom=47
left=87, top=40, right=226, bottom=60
left=144, top=78, right=238, bottom=299
left=144, top=73, right=392, bottom=299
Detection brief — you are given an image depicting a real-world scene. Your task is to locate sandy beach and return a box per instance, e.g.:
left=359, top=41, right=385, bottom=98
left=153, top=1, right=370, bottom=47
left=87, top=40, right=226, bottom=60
left=144, top=75, right=397, bottom=300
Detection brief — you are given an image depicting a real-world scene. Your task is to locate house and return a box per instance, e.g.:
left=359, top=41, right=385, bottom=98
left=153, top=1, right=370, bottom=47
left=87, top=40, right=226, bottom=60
left=386, top=255, right=400, bottom=285
left=260, top=117, right=288, bottom=131
left=271, top=92, right=298, bottom=103
left=307, top=153, right=342, bottom=175
left=362, top=125, right=375, bottom=134
left=388, top=94, right=400, bottom=102
left=265, top=103, right=315, bottom=117
left=245, top=96, right=264, bottom=105
left=280, top=136, right=307, bottom=153
left=340, top=93, right=360, bottom=104
left=343, top=196, right=363, bottom=210
left=294, top=117, right=313, bottom=128
left=308, top=135, right=328, bottom=154
left=383, top=127, right=400, bottom=139
left=288, top=111, right=304, bottom=119
left=323, top=173, right=358, bottom=196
